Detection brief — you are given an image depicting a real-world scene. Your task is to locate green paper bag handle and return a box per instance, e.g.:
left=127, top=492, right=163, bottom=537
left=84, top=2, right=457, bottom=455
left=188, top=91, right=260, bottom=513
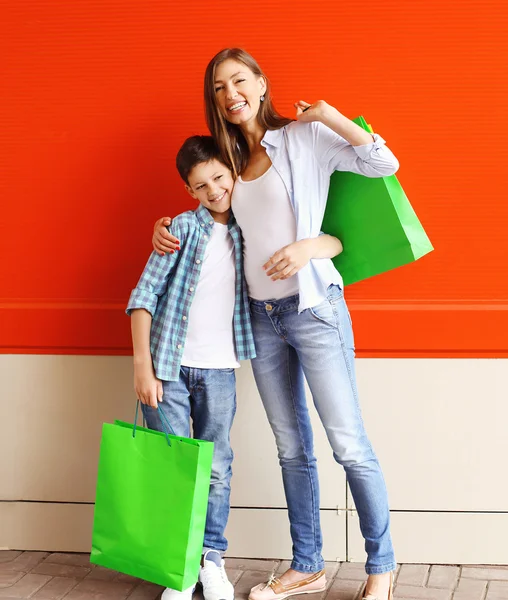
left=133, top=400, right=176, bottom=447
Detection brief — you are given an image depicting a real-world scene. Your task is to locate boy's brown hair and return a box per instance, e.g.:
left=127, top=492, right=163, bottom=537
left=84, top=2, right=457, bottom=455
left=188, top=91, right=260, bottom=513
left=176, top=135, right=226, bottom=185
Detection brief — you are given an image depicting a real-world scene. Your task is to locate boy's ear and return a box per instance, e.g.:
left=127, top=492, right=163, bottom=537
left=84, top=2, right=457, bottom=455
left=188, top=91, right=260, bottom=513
left=185, top=183, right=197, bottom=200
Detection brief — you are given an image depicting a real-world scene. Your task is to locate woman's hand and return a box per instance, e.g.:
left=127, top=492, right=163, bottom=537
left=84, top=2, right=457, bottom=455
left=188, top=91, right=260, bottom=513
left=153, top=217, right=180, bottom=256
left=134, top=361, right=163, bottom=408
left=263, top=235, right=343, bottom=281
left=296, top=99, right=375, bottom=146
left=263, top=240, right=314, bottom=281
left=295, top=100, right=338, bottom=123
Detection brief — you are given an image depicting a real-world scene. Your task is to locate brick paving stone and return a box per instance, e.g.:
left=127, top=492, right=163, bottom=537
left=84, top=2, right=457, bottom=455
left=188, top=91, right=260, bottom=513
left=394, top=585, right=452, bottom=600
left=0, top=574, right=52, bottom=598
left=127, top=581, right=163, bottom=600
left=463, top=571, right=508, bottom=583
left=486, top=582, right=508, bottom=600
left=0, top=555, right=22, bottom=565
left=468, top=567, right=508, bottom=571
left=0, top=572, right=24, bottom=589
left=225, top=569, right=243, bottom=585
left=397, top=565, right=431, bottom=587
left=325, top=578, right=363, bottom=600
left=336, top=564, right=368, bottom=582
left=31, top=564, right=91, bottom=579
left=0, top=553, right=49, bottom=573
left=65, top=579, right=135, bottom=600
left=42, top=555, right=92, bottom=569
left=33, top=577, right=79, bottom=600
left=86, top=566, right=119, bottom=581
left=115, top=573, right=142, bottom=585
left=454, top=578, right=488, bottom=598
left=225, top=559, right=280, bottom=572
left=428, top=567, right=460, bottom=590
left=454, top=591, right=487, bottom=600
left=454, top=593, right=483, bottom=600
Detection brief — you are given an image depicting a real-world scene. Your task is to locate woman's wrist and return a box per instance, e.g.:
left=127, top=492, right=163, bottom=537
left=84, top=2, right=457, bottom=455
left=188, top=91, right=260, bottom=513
left=319, top=104, right=345, bottom=128
left=320, top=106, right=374, bottom=146
left=299, top=238, right=317, bottom=259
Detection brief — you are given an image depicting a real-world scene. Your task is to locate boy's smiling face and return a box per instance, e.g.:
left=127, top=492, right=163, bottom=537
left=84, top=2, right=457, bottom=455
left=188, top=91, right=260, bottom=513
left=185, top=159, right=234, bottom=224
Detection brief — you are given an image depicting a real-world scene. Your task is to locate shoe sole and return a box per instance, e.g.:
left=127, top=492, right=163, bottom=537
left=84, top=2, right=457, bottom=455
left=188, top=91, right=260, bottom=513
left=248, top=585, right=327, bottom=600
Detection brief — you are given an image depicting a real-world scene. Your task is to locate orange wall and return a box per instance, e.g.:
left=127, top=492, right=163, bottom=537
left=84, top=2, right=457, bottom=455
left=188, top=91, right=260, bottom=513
left=1, top=1, right=507, bottom=356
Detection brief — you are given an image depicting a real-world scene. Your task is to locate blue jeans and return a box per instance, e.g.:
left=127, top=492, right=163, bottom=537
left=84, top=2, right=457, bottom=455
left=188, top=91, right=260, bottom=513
left=250, top=285, right=396, bottom=575
left=141, top=366, right=236, bottom=554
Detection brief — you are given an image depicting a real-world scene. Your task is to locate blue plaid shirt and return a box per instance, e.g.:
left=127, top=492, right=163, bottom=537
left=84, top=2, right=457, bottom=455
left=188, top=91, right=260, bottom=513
left=126, top=204, right=256, bottom=381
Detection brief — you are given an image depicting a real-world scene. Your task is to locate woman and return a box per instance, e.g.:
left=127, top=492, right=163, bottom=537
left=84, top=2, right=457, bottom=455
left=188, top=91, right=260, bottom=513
left=152, top=48, right=398, bottom=600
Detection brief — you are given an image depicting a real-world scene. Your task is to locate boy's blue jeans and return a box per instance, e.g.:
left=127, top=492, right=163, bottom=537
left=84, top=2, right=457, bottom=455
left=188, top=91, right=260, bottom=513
left=249, top=285, right=396, bottom=575
left=142, top=366, right=236, bottom=554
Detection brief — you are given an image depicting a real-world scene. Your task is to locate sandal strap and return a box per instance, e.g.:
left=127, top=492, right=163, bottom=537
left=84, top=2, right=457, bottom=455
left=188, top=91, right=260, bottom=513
left=270, top=570, right=325, bottom=594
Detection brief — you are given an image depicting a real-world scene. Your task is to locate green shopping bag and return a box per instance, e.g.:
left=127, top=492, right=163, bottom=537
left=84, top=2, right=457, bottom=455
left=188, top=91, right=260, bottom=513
left=322, top=116, right=433, bottom=286
left=90, top=403, right=214, bottom=590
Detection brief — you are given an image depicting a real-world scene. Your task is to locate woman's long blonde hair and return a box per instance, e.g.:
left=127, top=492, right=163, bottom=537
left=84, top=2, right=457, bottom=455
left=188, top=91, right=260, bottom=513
left=204, top=48, right=293, bottom=177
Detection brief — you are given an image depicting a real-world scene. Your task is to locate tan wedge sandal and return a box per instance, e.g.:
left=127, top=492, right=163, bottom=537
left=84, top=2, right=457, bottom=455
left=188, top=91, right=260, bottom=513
left=249, top=569, right=327, bottom=600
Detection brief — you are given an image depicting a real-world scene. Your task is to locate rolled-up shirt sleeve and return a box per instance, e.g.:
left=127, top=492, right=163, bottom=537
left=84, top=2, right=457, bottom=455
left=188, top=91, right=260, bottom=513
left=126, top=222, right=183, bottom=317
left=313, top=121, right=399, bottom=178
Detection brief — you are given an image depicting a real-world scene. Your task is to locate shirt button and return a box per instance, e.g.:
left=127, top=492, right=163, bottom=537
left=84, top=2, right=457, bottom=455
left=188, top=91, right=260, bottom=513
left=196, top=259, right=201, bottom=265
left=182, top=316, right=187, bottom=321
left=265, top=304, right=273, bottom=311
left=189, top=287, right=194, bottom=292
left=177, top=344, right=182, bottom=349
left=204, top=235, right=208, bottom=240
left=209, top=220, right=214, bottom=225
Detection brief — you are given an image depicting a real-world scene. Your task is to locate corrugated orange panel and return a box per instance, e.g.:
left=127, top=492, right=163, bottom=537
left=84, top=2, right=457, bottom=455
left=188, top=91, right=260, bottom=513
left=1, top=0, right=507, bottom=356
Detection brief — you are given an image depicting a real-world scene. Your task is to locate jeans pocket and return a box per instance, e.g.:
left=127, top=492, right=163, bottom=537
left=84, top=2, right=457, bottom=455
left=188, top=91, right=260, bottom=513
left=327, top=283, right=344, bottom=304
left=308, top=298, right=339, bottom=330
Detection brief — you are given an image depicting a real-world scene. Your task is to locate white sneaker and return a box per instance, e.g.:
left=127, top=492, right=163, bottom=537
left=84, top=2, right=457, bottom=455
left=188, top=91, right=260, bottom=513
left=199, top=551, right=234, bottom=600
left=161, top=585, right=195, bottom=600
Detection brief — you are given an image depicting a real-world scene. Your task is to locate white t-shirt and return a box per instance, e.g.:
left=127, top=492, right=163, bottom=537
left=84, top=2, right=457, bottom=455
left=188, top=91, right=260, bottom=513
left=232, top=166, right=299, bottom=301
left=181, top=223, right=240, bottom=369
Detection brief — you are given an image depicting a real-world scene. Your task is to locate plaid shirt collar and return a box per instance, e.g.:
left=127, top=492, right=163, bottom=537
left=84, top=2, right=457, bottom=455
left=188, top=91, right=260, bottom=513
left=195, top=203, right=237, bottom=231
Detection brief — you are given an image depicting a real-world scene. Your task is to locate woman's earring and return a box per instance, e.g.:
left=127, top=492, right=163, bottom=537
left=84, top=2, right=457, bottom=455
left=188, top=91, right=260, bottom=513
left=260, top=95, right=265, bottom=102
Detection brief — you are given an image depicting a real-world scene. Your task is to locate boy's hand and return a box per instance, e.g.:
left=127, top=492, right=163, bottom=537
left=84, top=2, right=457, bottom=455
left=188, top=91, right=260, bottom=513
left=153, top=217, right=180, bottom=256
left=134, top=361, right=163, bottom=408
left=263, top=240, right=314, bottom=281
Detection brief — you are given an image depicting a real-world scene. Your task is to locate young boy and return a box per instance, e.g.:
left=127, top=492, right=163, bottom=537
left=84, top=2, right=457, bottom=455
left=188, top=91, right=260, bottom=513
left=127, top=136, right=342, bottom=600
left=126, top=136, right=249, bottom=600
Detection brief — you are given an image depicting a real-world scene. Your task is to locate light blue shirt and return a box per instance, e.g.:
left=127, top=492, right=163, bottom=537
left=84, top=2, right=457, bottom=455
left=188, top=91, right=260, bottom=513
left=260, top=121, right=399, bottom=311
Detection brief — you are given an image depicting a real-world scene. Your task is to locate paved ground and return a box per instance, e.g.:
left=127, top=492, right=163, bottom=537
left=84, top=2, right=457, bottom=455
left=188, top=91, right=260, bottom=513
left=1, top=552, right=507, bottom=600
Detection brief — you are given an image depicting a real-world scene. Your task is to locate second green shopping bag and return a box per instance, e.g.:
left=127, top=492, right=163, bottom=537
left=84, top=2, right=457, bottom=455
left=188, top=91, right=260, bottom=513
left=322, top=116, right=433, bottom=285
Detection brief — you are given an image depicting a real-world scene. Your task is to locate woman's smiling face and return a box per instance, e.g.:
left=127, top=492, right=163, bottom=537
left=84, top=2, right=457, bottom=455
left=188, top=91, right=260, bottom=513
left=213, top=59, right=266, bottom=126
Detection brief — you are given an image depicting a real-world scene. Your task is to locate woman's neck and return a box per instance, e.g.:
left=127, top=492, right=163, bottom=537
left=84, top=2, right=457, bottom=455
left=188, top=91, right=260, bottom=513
left=240, top=119, right=266, bottom=152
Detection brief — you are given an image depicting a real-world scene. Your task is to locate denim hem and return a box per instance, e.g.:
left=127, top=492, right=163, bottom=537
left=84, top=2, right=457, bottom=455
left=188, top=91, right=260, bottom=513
left=202, top=547, right=226, bottom=557
left=365, top=562, right=397, bottom=575
left=290, top=559, right=326, bottom=573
